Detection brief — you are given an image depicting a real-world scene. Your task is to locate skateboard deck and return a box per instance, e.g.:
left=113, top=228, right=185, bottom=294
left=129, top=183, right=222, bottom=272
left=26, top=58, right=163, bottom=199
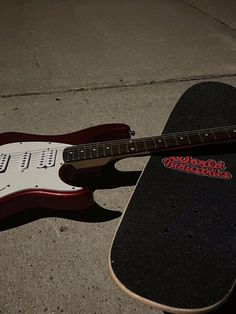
left=109, top=81, right=236, bottom=313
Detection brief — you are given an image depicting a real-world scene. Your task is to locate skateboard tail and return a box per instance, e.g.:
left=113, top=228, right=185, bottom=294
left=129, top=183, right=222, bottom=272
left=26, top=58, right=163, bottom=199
left=109, top=260, right=235, bottom=314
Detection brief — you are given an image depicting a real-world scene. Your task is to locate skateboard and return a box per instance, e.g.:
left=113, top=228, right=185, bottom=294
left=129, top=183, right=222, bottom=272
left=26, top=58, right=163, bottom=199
left=109, top=81, right=236, bottom=313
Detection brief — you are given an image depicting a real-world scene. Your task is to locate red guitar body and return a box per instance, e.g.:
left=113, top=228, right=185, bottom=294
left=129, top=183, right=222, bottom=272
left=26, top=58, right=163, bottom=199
left=0, top=123, right=131, bottom=220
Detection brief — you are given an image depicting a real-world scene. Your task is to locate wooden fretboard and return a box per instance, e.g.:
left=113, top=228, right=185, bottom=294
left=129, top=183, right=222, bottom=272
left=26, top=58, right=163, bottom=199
left=63, top=125, right=236, bottom=163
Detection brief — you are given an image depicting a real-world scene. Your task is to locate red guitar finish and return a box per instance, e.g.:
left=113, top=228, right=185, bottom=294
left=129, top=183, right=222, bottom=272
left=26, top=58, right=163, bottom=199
left=0, top=124, right=131, bottom=220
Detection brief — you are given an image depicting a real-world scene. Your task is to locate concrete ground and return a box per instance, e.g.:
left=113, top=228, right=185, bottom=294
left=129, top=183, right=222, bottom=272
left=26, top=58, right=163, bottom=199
left=0, top=1, right=235, bottom=313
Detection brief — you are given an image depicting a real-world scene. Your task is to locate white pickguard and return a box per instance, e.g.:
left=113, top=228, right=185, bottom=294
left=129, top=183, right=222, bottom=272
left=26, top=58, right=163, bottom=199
left=0, top=141, right=82, bottom=198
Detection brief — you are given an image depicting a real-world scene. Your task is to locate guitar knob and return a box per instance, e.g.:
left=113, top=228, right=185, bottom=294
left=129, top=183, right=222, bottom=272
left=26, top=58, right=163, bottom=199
left=129, top=130, right=135, bottom=136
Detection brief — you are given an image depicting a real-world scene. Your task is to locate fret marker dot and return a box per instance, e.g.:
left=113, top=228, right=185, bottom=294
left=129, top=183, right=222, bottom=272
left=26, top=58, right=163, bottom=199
left=80, top=150, right=84, bottom=153
left=106, top=147, right=110, bottom=149
left=205, top=133, right=208, bottom=136
left=93, top=148, right=96, bottom=151
left=158, top=140, right=162, bottom=142
left=180, top=137, right=184, bottom=140
left=131, top=147, right=134, bottom=151
left=233, top=130, right=236, bottom=133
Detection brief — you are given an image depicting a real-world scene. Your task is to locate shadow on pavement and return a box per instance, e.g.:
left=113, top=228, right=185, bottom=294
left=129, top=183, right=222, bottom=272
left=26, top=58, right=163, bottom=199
left=0, top=165, right=141, bottom=231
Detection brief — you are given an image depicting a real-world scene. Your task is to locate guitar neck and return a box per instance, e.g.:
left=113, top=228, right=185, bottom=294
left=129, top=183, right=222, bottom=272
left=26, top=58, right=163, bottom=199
left=63, top=125, right=236, bottom=164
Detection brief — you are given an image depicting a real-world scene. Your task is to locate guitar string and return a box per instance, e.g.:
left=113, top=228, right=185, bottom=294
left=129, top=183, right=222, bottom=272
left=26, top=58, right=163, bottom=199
left=2, top=125, right=236, bottom=161
left=4, top=130, right=236, bottom=163
left=4, top=125, right=236, bottom=163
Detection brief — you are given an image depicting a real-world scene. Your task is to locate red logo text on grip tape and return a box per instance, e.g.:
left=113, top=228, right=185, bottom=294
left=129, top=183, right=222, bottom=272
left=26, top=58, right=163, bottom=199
left=161, top=156, right=232, bottom=180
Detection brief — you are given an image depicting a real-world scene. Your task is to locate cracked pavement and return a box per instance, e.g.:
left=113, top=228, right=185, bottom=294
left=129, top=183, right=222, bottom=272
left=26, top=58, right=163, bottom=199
left=183, top=0, right=236, bottom=30
left=0, top=1, right=235, bottom=313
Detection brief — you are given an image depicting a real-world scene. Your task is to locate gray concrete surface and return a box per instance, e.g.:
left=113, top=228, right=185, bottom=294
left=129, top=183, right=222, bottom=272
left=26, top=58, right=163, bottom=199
left=0, top=0, right=235, bottom=96
left=0, top=0, right=235, bottom=313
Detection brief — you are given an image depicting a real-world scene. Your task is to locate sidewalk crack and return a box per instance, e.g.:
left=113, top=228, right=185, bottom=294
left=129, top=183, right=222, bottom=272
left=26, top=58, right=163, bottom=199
left=0, top=72, right=235, bottom=98
left=30, top=49, right=53, bottom=78
left=183, top=1, right=235, bottom=31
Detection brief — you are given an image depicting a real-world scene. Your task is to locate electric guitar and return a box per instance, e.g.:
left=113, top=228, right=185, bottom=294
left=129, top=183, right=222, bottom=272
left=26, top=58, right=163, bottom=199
left=1, top=123, right=236, bottom=220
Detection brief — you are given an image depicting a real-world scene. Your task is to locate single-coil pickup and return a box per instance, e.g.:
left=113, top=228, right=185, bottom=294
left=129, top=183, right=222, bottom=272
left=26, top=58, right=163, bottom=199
left=0, top=153, right=10, bottom=173
left=20, top=152, right=31, bottom=172
left=38, top=148, right=57, bottom=168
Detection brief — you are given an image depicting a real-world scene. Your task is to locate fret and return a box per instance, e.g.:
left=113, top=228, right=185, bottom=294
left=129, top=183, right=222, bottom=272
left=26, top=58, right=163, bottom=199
left=198, top=132, right=203, bottom=143
left=127, top=140, right=137, bottom=153
left=144, top=138, right=156, bottom=151
left=187, top=133, right=203, bottom=145
left=163, top=137, right=167, bottom=148
left=104, top=143, right=112, bottom=156
left=186, top=135, right=191, bottom=144
left=213, top=127, right=236, bottom=141
left=97, top=143, right=105, bottom=157
left=78, top=145, right=87, bottom=160
left=125, top=141, right=130, bottom=153
left=90, top=144, right=98, bottom=158
left=135, top=139, right=146, bottom=152
left=213, top=130, right=229, bottom=141
left=224, top=127, right=231, bottom=139
left=198, top=131, right=215, bottom=143
left=162, top=135, right=178, bottom=149
left=89, top=145, right=92, bottom=159
left=73, top=146, right=79, bottom=161
left=118, top=143, right=121, bottom=155
left=152, top=138, right=157, bottom=149
left=119, top=142, right=129, bottom=155
left=117, top=142, right=121, bottom=155
left=84, top=145, right=90, bottom=159
left=143, top=138, right=147, bottom=150
left=154, top=137, right=166, bottom=149
left=67, top=148, right=74, bottom=162
left=175, top=134, right=190, bottom=146
left=111, top=142, right=120, bottom=156
left=96, top=145, right=99, bottom=158
left=210, top=130, right=217, bottom=140
left=174, top=136, right=179, bottom=145
left=225, top=127, right=236, bottom=139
